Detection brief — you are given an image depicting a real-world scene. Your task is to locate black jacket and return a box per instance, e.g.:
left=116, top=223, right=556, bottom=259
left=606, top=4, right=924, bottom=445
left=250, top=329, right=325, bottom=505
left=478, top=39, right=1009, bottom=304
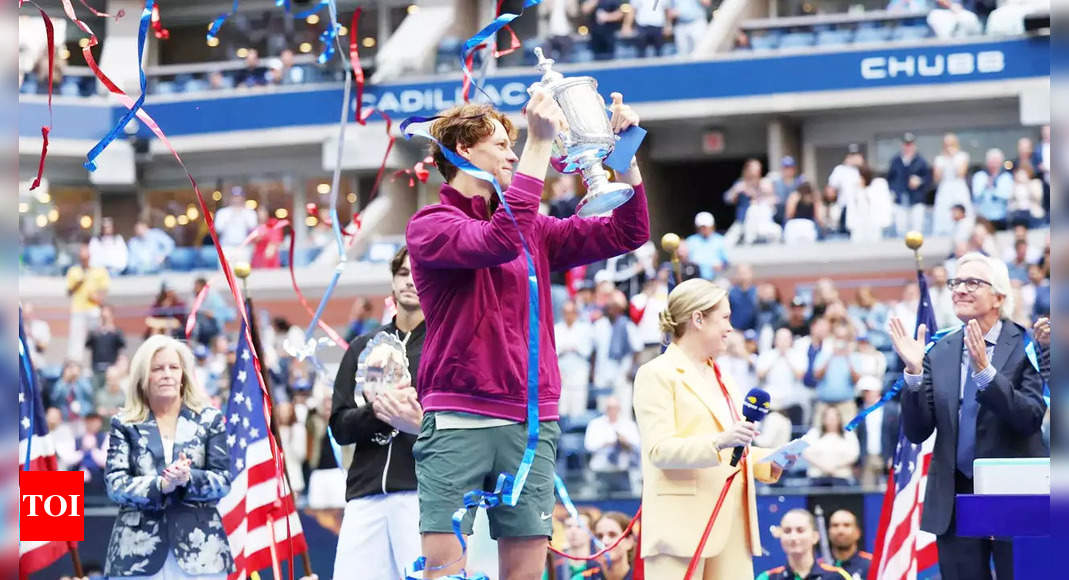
left=886, top=153, right=932, bottom=206
left=330, top=319, right=425, bottom=501
left=901, top=321, right=1047, bottom=535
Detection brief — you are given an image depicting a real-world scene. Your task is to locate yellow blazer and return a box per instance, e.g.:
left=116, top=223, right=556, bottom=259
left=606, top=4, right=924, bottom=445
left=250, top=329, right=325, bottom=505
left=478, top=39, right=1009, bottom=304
left=633, top=343, right=779, bottom=560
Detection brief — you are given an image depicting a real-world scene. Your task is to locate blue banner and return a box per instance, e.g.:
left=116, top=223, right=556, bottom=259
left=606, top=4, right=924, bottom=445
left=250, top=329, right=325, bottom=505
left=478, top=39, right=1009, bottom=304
left=18, top=37, right=1050, bottom=141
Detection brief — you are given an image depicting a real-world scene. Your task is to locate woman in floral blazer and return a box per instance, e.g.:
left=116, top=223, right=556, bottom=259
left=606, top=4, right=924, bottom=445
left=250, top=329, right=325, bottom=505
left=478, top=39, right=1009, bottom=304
left=105, top=334, right=234, bottom=578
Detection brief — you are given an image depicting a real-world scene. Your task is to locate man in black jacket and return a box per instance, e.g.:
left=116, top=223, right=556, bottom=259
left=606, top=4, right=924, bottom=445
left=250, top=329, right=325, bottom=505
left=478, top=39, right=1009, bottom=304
left=330, top=246, right=426, bottom=580
left=890, top=253, right=1047, bottom=580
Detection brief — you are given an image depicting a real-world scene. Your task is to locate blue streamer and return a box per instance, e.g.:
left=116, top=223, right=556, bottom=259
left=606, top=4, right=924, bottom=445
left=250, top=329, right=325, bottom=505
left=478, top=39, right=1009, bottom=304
left=554, top=474, right=607, bottom=555
left=300, top=0, right=349, bottom=355
left=206, top=0, right=239, bottom=40
left=84, top=0, right=153, bottom=172
left=294, top=0, right=330, bottom=19
left=325, top=425, right=345, bottom=471
left=400, top=115, right=542, bottom=578
left=460, top=0, right=544, bottom=101
left=1023, top=333, right=1050, bottom=407
left=275, top=0, right=291, bottom=12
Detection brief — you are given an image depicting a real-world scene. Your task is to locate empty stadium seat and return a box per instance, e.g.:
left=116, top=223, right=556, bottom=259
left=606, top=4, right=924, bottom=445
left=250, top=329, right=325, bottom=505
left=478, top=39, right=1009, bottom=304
left=816, top=29, right=853, bottom=46
left=155, top=80, right=176, bottom=95
left=59, top=79, right=80, bottom=96
left=22, top=244, right=57, bottom=272
left=183, top=78, right=208, bottom=93
left=166, top=247, right=197, bottom=271
left=779, top=31, right=816, bottom=49
left=892, top=24, right=931, bottom=41
left=854, top=25, right=893, bottom=43
left=749, top=32, right=781, bottom=51
left=195, top=246, right=220, bottom=270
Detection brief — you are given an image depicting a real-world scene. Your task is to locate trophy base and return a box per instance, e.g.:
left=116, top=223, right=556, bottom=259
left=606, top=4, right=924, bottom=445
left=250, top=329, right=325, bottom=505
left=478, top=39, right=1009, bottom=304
left=576, top=182, right=635, bottom=217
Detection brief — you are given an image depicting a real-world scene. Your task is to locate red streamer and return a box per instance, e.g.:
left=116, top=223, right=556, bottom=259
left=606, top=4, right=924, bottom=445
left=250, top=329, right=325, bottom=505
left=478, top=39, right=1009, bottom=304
left=285, top=223, right=349, bottom=350
left=150, top=4, right=170, bottom=40
left=77, top=0, right=126, bottom=20
left=349, top=9, right=396, bottom=200
left=184, top=278, right=213, bottom=340
left=492, top=0, right=522, bottom=59
left=25, top=3, right=54, bottom=191
left=548, top=507, right=643, bottom=562
left=460, top=42, right=487, bottom=103
left=392, top=155, right=435, bottom=187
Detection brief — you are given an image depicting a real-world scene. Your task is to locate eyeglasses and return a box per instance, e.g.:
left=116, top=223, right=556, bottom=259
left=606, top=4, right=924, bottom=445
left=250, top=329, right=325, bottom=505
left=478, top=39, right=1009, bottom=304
left=946, top=278, right=993, bottom=293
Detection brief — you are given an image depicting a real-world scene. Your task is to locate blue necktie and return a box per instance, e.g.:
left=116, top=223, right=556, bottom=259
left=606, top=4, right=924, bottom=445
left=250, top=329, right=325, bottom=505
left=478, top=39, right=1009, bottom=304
left=957, top=369, right=980, bottom=478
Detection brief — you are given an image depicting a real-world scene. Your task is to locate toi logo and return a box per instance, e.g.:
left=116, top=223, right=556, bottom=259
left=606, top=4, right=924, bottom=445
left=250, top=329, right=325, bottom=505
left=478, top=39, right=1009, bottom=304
left=20, top=470, right=84, bottom=541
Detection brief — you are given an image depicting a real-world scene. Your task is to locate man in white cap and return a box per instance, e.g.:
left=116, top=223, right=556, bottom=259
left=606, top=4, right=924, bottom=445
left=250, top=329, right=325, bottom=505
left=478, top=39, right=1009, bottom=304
left=684, top=211, right=729, bottom=280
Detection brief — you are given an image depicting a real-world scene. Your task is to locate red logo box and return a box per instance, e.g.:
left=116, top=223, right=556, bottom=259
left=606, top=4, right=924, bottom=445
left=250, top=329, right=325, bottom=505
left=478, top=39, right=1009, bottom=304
left=20, top=470, right=84, bottom=542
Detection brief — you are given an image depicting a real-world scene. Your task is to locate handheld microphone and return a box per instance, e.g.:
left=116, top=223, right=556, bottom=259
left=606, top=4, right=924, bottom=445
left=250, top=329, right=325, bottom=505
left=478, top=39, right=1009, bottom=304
left=731, top=388, right=771, bottom=467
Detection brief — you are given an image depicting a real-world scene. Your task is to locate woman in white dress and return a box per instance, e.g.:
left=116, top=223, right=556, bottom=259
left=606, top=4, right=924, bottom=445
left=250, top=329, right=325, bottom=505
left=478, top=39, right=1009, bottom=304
left=846, top=165, right=893, bottom=243
left=931, top=133, right=972, bottom=236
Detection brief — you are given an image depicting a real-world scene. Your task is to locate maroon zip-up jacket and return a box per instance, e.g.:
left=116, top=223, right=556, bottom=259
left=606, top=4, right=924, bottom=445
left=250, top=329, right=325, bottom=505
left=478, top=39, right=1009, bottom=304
left=406, top=172, right=649, bottom=421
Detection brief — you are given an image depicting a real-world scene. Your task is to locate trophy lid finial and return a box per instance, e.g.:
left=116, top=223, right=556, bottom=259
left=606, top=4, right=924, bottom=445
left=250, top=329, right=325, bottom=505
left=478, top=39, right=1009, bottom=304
left=533, top=46, right=563, bottom=84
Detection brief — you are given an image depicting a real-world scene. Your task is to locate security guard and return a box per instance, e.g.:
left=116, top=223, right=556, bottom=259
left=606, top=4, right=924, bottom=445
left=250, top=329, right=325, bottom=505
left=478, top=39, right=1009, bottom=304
left=756, top=509, right=852, bottom=580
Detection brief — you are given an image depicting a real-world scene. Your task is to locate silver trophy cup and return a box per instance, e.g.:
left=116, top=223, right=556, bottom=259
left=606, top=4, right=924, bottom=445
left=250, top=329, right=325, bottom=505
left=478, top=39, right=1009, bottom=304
left=529, top=47, right=634, bottom=217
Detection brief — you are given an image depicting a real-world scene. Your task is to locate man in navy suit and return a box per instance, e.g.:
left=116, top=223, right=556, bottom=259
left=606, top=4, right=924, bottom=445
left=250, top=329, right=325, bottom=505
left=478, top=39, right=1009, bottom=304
left=889, top=252, right=1047, bottom=580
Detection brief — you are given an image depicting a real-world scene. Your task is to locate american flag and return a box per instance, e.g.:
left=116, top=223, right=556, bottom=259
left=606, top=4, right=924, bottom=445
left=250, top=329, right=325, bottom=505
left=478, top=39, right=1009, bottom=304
left=217, top=321, right=306, bottom=579
left=868, top=271, right=939, bottom=580
left=19, top=316, right=75, bottom=578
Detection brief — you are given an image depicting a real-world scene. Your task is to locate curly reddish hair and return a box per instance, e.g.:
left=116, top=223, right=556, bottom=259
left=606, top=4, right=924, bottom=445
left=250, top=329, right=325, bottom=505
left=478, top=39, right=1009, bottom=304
left=429, top=103, right=517, bottom=182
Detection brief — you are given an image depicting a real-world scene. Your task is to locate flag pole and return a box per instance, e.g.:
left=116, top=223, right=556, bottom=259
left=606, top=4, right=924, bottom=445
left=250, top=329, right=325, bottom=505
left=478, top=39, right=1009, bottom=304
left=234, top=262, right=315, bottom=580
left=905, top=230, right=925, bottom=273
left=68, top=542, right=83, bottom=578
left=660, top=232, right=682, bottom=288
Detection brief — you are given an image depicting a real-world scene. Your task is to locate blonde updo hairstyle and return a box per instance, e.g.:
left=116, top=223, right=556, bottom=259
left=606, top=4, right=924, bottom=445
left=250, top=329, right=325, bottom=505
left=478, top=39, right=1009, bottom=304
left=659, top=278, right=729, bottom=340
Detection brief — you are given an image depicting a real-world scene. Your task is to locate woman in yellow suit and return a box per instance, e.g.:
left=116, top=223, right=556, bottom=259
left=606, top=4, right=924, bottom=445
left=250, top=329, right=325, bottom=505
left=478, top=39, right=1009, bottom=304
left=634, top=278, right=790, bottom=579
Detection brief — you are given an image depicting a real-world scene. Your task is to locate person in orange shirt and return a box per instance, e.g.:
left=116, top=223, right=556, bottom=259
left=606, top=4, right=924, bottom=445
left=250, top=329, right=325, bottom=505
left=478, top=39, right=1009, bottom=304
left=633, top=278, right=794, bottom=579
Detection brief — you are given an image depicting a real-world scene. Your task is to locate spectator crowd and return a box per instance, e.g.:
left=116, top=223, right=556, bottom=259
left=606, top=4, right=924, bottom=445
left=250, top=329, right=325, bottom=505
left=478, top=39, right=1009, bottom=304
left=711, top=128, right=1049, bottom=250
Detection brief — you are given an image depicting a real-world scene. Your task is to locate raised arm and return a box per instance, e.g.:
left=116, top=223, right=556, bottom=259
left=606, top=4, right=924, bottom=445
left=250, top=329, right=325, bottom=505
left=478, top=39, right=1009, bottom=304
left=407, top=91, right=565, bottom=270
left=541, top=94, right=650, bottom=270
left=406, top=176, right=540, bottom=270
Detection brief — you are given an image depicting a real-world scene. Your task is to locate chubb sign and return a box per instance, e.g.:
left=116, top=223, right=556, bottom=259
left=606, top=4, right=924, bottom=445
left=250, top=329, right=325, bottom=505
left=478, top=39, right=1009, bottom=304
left=860, top=50, right=1005, bottom=80
left=358, top=81, right=530, bottom=115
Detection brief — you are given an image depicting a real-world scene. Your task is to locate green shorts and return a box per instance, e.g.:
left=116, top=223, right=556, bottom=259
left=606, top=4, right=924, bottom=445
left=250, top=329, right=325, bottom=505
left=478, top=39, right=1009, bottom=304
left=412, top=412, right=560, bottom=540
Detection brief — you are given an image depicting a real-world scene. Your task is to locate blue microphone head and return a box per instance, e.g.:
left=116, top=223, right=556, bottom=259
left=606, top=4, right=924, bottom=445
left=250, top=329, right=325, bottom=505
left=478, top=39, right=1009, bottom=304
left=741, top=388, right=771, bottom=423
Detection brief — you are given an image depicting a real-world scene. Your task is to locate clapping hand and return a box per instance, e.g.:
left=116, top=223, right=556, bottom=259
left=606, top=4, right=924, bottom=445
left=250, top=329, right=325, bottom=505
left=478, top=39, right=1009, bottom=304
left=1033, top=317, right=1050, bottom=347
left=372, top=387, right=423, bottom=435
left=888, top=317, right=926, bottom=375
left=161, top=453, right=192, bottom=493
left=964, top=319, right=990, bottom=373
